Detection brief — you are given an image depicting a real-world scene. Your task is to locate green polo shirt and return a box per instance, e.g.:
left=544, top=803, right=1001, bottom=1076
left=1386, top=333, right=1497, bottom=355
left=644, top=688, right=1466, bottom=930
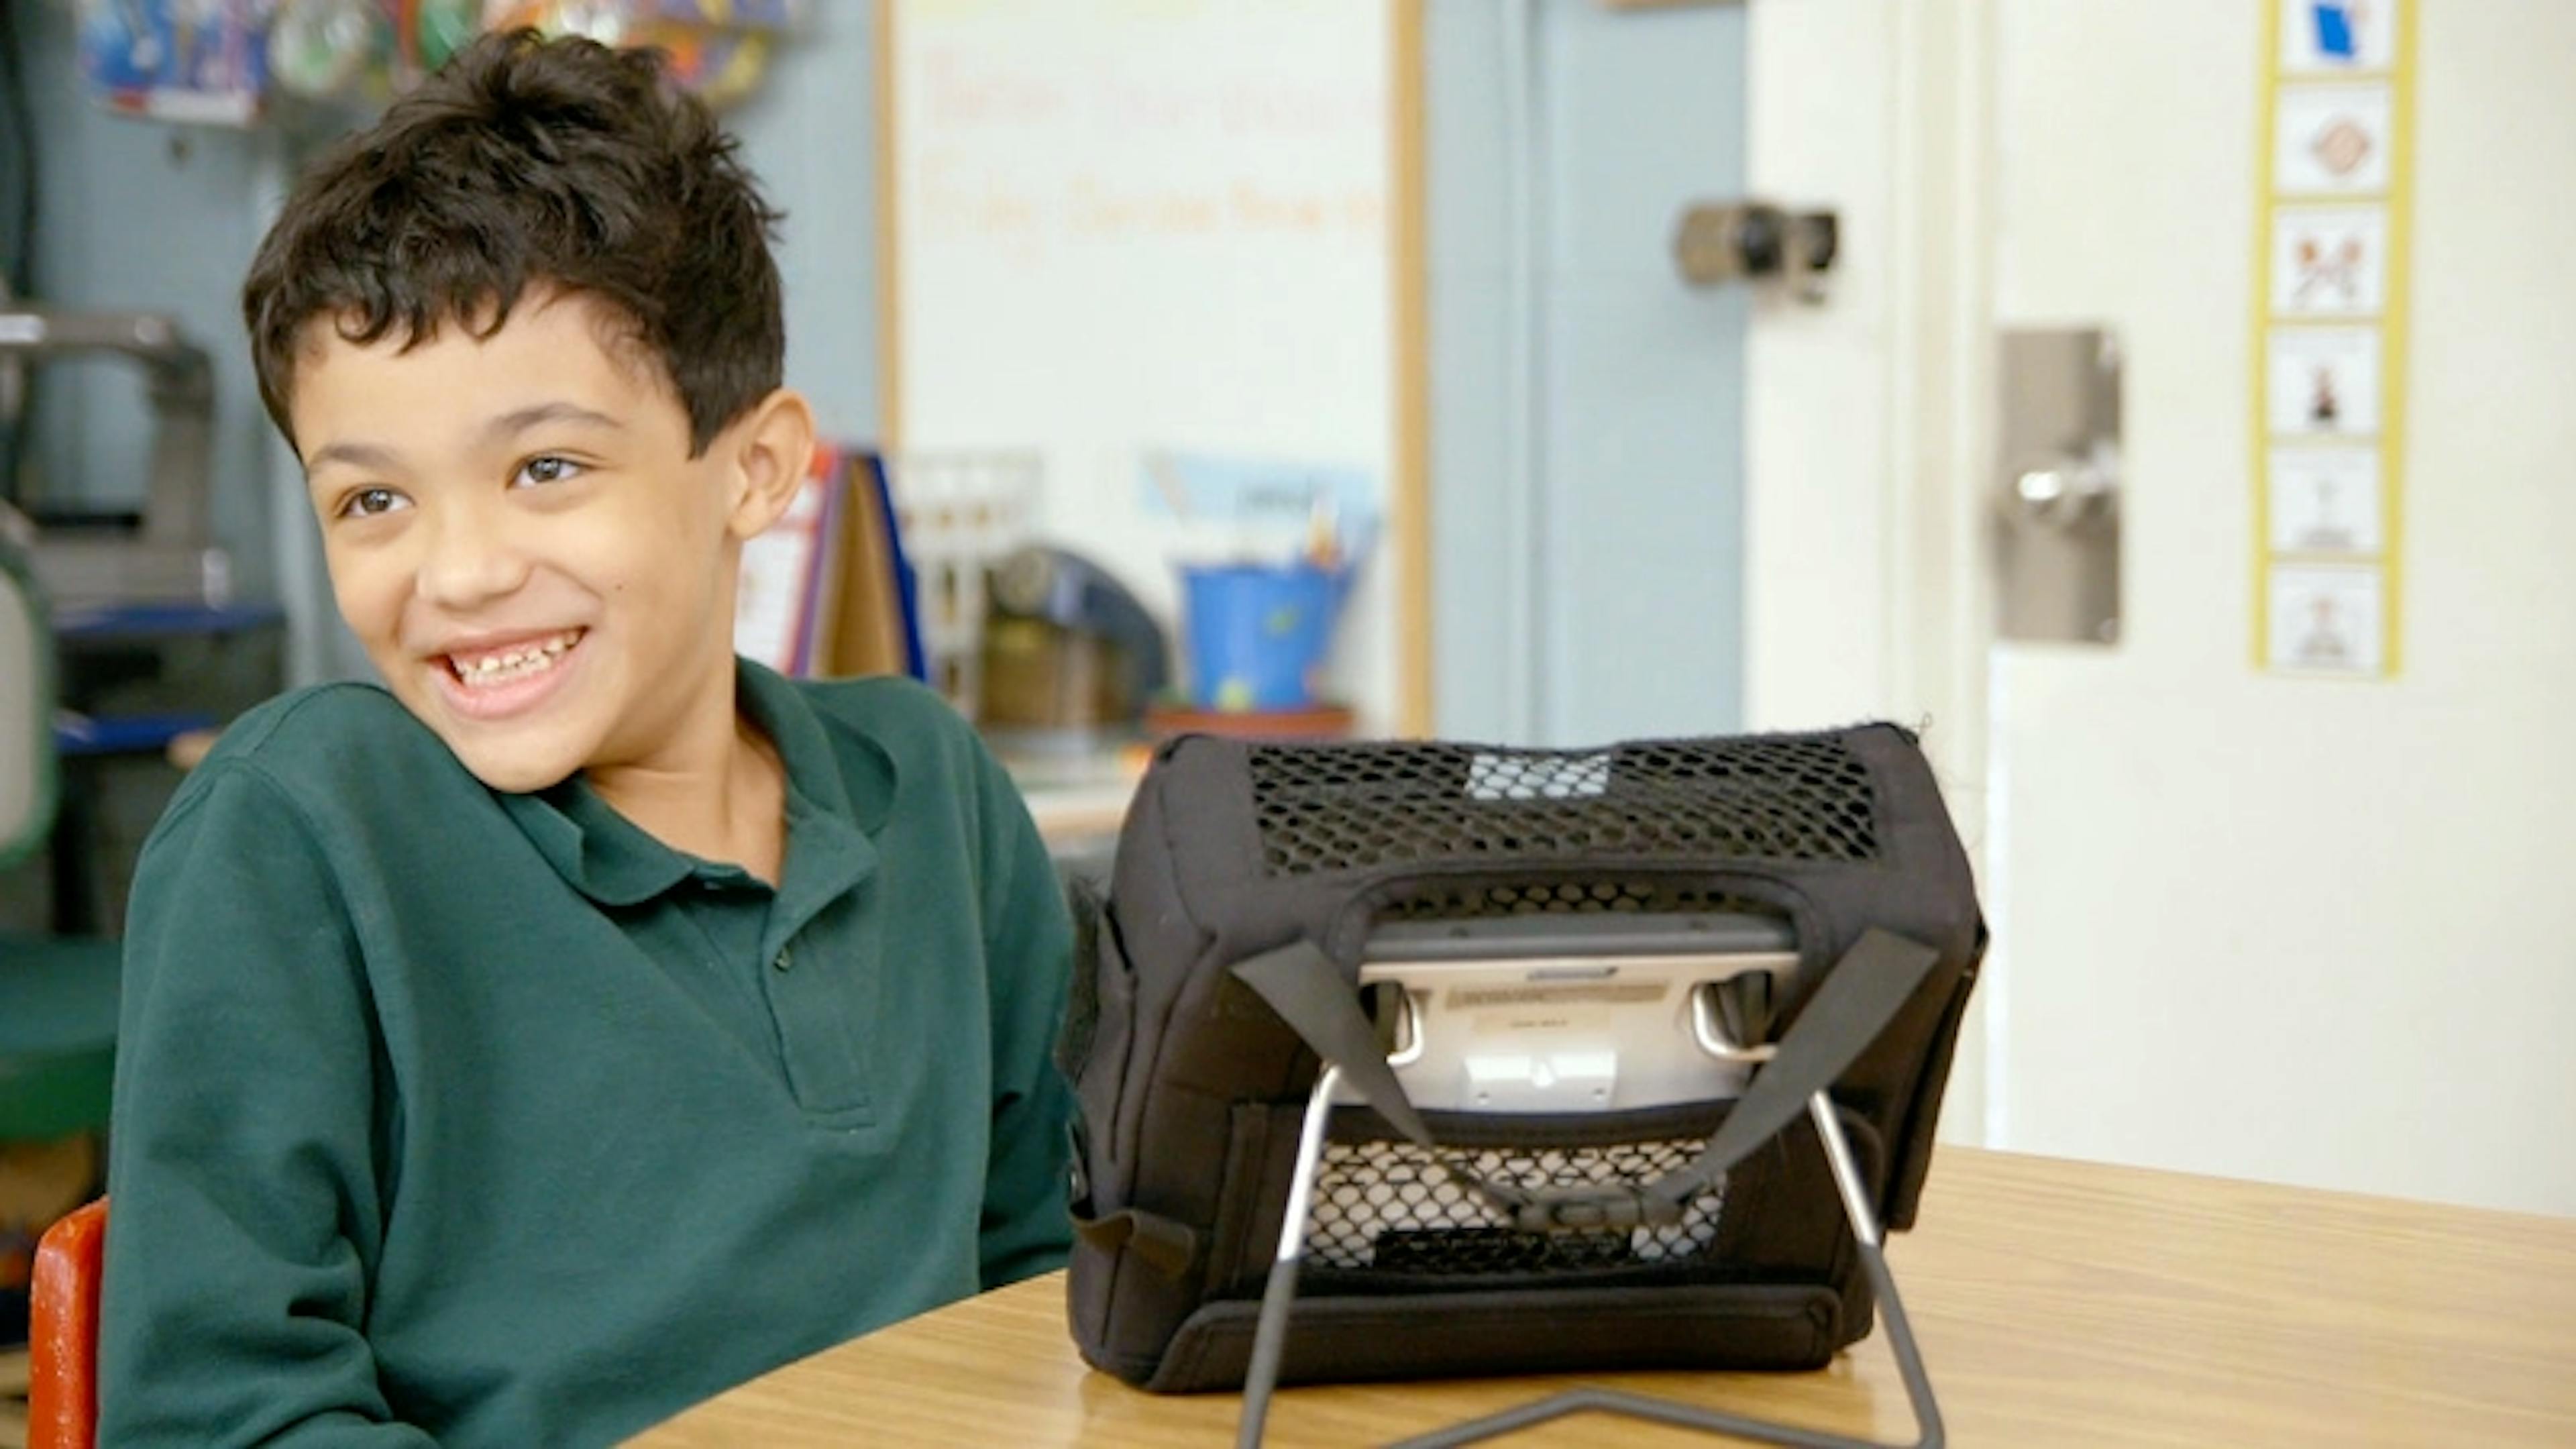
left=99, top=663, right=1076, bottom=1447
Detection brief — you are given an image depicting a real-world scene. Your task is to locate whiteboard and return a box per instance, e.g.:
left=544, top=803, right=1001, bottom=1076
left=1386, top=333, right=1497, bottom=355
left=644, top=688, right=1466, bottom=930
left=883, top=0, right=1409, bottom=733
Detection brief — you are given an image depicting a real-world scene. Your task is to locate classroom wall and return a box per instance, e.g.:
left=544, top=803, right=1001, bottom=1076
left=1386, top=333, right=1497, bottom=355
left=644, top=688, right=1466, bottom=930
left=8, top=9, right=885, bottom=682
left=17, top=0, right=1752, bottom=747
left=14, top=2, right=280, bottom=600
left=725, top=9, right=883, bottom=445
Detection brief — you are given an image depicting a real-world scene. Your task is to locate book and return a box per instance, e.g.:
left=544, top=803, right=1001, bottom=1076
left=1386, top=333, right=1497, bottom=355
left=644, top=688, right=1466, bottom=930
left=733, top=446, right=845, bottom=676
left=822, top=451, right=910, bottom=680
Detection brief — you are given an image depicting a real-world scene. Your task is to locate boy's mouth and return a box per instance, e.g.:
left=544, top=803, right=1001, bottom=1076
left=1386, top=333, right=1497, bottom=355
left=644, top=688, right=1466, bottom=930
left=440, top=629, right=586, bottom=688
left=429, top=628, right=590, bottom=722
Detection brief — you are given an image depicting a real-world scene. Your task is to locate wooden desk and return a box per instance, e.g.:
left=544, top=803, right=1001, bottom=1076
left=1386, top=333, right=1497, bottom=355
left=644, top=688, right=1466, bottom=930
left=1007, top=749, right=1144, bottom=852
left=1018, top=780, right=1136, bottom=851
left=633, top=1148, right=2576, bottom=1446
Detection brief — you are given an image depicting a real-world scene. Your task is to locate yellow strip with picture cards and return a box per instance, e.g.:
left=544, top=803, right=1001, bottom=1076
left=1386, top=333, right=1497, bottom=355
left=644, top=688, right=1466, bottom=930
left=2252, top=0, right=2413, bottom=678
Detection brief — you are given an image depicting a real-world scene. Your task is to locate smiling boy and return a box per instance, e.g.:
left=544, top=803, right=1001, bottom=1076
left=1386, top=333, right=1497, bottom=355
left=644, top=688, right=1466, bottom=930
left=98, top=34, right=1075, bottom=1447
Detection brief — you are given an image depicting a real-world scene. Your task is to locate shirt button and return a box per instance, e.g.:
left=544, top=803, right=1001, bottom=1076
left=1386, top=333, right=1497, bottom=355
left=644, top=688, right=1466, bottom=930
left=773, top=947, right=794, bottom=973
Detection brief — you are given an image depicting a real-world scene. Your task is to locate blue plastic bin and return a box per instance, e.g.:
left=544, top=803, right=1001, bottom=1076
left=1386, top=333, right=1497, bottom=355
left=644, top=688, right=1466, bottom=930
left=1179, top=563, right=1344, bottom=711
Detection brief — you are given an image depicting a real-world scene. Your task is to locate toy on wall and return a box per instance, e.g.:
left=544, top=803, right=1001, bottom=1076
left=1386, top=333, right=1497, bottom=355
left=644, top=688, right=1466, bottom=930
left=482, top=1, right=797, bottom=109
left=79, top=0, right=802, bottom=119
left=75, top=0, right=276, bottom=125
left=266, top=0, right=384, bottom=99
left=266, top=0, right=485, bottom=99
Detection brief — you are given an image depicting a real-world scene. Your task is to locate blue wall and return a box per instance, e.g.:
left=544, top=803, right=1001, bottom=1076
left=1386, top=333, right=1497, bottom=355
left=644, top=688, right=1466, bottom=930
left=724, top=8, right=883, bottom=444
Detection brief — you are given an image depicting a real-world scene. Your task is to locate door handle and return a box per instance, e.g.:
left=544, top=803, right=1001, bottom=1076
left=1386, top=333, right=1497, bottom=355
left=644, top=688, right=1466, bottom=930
left=2008, top=448, right=2121, bottom=532
left=1996, top=329, right=2123, bottom=644
left=1672, top=200, right=1839, bottom=303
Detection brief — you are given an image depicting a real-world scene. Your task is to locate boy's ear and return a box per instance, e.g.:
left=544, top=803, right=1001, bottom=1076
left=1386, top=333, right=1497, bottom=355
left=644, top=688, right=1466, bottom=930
left=721, top=388, right=819, bottom=541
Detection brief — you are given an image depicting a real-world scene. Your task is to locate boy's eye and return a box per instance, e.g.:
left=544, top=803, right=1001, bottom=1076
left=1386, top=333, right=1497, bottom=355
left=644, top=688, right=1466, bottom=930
left=515, top=455, right=584, bottom=487
left=339, top=487, right=409, bottom=519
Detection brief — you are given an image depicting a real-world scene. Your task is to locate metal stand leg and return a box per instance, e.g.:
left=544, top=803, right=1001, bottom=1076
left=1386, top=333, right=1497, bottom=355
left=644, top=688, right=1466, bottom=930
left=1234, top=1081, right=1943, bottom=1449
left=1236, top=1063, right=1345, bottom=1449
left=1385, top=1093, right=1941, bottom=1449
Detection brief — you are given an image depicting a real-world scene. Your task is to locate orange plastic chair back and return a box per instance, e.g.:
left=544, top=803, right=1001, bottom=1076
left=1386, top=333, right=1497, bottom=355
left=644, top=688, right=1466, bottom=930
left=28, top=1197, right=105, bottom=1449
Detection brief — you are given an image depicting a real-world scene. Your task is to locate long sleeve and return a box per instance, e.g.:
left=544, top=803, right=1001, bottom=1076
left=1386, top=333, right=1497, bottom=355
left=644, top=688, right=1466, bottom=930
left=100, top=763, right=433, bottom=1448
left=968, top=745, right=1078, bottom=1291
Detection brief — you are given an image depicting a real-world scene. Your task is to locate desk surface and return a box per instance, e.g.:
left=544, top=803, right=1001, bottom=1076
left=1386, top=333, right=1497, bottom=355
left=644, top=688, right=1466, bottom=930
left=633, top=1147, right=2576, bottom=1446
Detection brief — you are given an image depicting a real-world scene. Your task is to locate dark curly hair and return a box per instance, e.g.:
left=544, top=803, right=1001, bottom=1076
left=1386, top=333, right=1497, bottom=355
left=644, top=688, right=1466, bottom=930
left=242, top=30, right=785, bottom=456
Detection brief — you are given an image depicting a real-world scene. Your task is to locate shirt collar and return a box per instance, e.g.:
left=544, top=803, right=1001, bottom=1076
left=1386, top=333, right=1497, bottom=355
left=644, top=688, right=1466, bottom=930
left=499, top=659, right=895, bottom=908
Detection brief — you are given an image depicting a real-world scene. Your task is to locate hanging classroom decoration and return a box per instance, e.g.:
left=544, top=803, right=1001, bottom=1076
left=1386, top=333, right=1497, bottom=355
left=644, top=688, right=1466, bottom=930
left=2253, top=0, right=2415, bottom=678
left=484, top=1, right=800, bottom=108
left=79, top=0, right=804, bottom=122
left=75, top=0, right=274, bottom=125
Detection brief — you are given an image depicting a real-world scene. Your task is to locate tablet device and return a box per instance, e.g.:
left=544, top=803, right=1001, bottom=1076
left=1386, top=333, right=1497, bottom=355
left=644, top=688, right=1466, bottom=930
left=1354, top=912, right=1799, bottom=1114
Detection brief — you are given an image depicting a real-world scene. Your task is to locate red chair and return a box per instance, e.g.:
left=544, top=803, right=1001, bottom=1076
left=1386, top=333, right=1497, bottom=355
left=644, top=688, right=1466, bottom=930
left=28, top=1197, right=105, bottom=1449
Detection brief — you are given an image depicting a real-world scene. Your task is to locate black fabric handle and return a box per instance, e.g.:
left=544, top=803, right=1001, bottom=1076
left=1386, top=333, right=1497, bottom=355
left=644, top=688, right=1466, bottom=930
left=1071, top=1206, right=1201, bottom=1277
left=1231, top=941, right=1435, bottom=1146
left=1629, top=928, right=1941, bottom=1221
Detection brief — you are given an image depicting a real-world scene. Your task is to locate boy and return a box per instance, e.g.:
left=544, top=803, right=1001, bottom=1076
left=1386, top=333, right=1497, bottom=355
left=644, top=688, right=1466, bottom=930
left=100, top=32, right=1075, bottom=1446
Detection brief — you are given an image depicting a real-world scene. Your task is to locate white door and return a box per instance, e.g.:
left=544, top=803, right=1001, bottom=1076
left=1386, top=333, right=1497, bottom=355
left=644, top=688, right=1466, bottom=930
left=1746, top=1, right=2576, bottom=1216
left=1982, top=1, right=2576, bottom=1215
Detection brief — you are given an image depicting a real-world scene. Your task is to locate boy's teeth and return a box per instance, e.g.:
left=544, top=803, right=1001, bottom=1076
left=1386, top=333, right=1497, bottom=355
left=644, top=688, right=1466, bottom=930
left=449, top=631, right=580, bottom=686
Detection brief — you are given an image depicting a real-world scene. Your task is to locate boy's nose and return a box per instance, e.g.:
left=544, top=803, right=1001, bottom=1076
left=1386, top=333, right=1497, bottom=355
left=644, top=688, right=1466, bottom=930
left=416, top=500, right=533, bottom=610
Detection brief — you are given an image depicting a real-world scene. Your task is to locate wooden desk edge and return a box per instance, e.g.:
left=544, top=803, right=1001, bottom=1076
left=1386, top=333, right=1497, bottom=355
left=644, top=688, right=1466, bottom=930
left=633, top=1147, right=2576, bottom=1447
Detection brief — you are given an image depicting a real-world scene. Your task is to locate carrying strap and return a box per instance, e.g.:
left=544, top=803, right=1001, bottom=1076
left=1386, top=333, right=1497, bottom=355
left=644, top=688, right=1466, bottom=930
left=1230, top=928, right=1943, bottom=1232
left=1627, top=928, right=1940, bottom=1224
left=1234, top=943, right=1435, bottom=1145
left=1232, top=942, right=1526, bottom=1220
left=1071, top=1206, right=1201, bottom=1277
